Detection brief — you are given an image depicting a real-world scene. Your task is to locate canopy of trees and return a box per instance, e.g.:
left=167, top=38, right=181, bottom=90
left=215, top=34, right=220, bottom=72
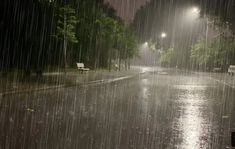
left=159, top=47, right=175, bottom=67
left=0, top=0, right=138, bottom=73
left=190, top=34, right=235, bottom=71
left=132, top=0, right=235, bottom=70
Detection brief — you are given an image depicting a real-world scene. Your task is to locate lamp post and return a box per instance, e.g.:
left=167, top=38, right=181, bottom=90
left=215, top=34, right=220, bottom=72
left=160, top=32, right=167, bottom=52
left=190, top=7, right=216, bottom=69
left=159, top=32, right=167, bottom=66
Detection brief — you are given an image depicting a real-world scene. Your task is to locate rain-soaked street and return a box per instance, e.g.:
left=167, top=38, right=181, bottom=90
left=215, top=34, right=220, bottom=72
left=1, top=68, right=235, bottom=149
left=2, top=0, right=235, bottom=148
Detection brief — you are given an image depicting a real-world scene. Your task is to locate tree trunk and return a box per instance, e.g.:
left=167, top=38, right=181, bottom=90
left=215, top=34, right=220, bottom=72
left=63, top=12, right=67, bottom=74
left=128, top=58, right=130, bottom=70
left=118, top=57, right=121, bottom=71
left=108, top=50, right=112, bottom=72
left=64, top=39, right=67, bottom=74
left=125, top=59, right=127, bottom=70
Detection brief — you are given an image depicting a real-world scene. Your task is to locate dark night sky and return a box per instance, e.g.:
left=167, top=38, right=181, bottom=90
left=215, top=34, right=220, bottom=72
left=104, top=0, right=150, bottom=22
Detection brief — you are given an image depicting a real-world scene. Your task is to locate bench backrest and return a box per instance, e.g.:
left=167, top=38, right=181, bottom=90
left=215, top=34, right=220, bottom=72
left=229, top=65, right=235, bottom=70
left=77, top=63, right=84, bottom=68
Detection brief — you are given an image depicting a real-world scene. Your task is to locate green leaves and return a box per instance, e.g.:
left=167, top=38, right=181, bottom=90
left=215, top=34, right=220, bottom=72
left=51, top=0, right=138, bottom=68
left=190, top=38, right=207, bottom=66
left=95, top=10, right=138, bottom=59
left=56, top=5, right=78, bottom=43
left=160, top=47, right=175, bottom=65
left=190, top=35, right=235, bottom=69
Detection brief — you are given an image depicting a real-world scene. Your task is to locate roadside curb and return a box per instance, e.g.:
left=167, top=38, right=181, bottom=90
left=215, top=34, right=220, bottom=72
left=0, top=72, right=145, bottom=97
left=192, top=71, right=235, bottom=89
left=207, top=76, right=235, bottom=89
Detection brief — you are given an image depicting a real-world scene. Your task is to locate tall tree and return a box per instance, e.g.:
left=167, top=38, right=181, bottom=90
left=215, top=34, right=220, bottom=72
left=56, top=5, right=78, bottom=73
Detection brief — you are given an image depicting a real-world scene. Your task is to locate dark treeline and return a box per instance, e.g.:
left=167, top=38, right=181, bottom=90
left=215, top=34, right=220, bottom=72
left=0, top=0, right=138, bottom=74
left=0, top=0, right=56, bottom=73
left=132, top=0, right=235, bottom=70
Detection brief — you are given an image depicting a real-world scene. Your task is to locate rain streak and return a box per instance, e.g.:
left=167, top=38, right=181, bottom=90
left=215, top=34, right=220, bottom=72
left=1, top=0, right=235, bottom=149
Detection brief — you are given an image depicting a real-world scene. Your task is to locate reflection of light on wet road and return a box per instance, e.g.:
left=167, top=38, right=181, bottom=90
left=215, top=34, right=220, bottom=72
left=181, top=96, right=203, bottom=149
left=174, top=84, right=210, bottom=149
left=141, top=79, right=150, bottom=114
left=142, top=79, right=150, bottom=100
left=142, top=87, right=148, bottom=99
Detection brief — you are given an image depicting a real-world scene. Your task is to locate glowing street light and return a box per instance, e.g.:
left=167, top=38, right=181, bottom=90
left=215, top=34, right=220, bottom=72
left=144, top=42, right=148, bottom=46
left=141, top=42, right=149, bottom=49
left=161, top=32, right=167, bottom=38
left=184, top=7, right=200, bottom=22
left=192, top=7, right=200, bottom=14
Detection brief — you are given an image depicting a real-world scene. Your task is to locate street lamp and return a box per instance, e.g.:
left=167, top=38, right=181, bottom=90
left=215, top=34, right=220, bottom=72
left=161, top=32, right=167, bottom=38
left=144, top=42, right=148, bottom=46
left=159, top=32, right=167, bottom=56
left=192, top=7, right=200, bottom=14
left=141, top=42, right=149, bottom=50
left=184, top=7, right=200, bottom=23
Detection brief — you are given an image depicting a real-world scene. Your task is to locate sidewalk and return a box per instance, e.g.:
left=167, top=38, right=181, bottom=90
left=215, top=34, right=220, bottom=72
left=0, top=67, right=143, bottom=96
left=193, top=72, right=235, bottom=89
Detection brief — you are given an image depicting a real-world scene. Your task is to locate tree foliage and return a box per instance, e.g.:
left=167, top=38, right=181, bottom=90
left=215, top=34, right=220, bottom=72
left=56, top=5, right=78, bottom=43
left=0, top=0, right=139, bottom=72
left=190, top=35, right=235, bottom=71
left=159, top=47, right=175, bottom=66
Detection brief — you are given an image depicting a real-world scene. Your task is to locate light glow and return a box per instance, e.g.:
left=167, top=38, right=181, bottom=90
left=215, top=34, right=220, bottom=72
left=192, top=7, right=200, bottom=14
left=161, top=32, right=167, bottom=38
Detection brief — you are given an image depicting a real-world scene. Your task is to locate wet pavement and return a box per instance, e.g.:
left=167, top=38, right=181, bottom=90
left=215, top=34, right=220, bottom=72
left=1, top=68, right=235, bottom=149
left=0, top=68, right=142, bottom=95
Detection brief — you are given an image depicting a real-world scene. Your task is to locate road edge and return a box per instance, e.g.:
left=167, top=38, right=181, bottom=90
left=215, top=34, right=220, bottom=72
left=0, top=72, right=145, bottom=97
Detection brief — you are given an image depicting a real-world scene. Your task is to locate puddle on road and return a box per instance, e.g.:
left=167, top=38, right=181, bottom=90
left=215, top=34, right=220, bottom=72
left=173, top=82, right=216, bottom=149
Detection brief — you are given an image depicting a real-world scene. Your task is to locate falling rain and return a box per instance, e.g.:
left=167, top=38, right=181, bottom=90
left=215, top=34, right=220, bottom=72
left=1, top=0, right=235, bottom=148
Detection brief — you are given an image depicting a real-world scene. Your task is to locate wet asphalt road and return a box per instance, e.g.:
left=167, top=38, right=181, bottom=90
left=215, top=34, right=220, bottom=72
left=1, top=69, right=235, bottom=149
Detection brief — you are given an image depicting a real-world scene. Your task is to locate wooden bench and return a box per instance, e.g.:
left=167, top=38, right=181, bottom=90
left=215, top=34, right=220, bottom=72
left=76, top=63, right=90, bottom=72
left=228, top=65, right=235, bottom=75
